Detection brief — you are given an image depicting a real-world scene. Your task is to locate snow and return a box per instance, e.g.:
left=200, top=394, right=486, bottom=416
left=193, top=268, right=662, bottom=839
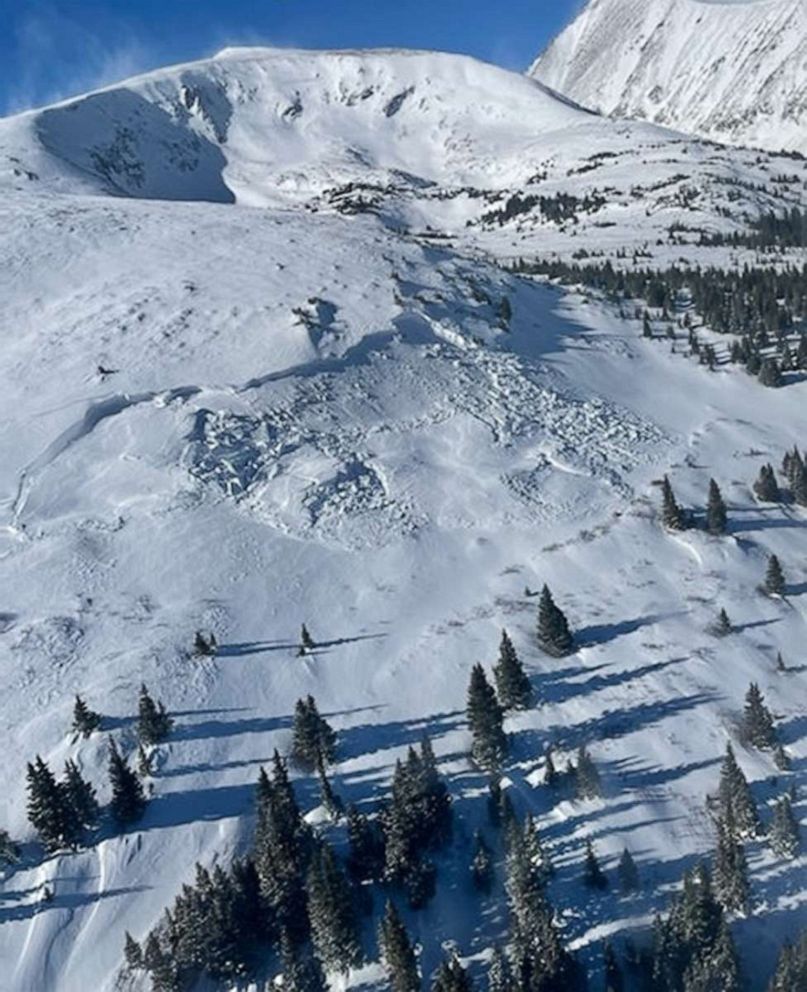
left=0, top=45, right=805, bottom=992
left=529, top=0, right=807, bottom=155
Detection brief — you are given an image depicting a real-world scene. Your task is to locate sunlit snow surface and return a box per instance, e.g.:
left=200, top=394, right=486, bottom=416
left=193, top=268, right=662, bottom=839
left=0, top=47, right=805, bottom=992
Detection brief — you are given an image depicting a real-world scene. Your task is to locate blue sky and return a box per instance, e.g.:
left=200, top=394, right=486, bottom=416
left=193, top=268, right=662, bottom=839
left=0, top=0, right=581, bottom=115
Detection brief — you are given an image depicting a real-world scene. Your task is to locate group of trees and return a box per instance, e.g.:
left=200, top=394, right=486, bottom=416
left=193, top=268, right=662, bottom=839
left=511, top=257, right=807, bottom=388
left=24, top=685, right=171, bottom=852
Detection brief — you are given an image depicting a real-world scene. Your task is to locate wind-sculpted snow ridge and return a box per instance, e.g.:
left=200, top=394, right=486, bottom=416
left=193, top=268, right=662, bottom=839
left=530, top=0, right=807, bottom=154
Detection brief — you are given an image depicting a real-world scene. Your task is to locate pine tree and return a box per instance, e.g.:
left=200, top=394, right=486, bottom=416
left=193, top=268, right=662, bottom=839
left=776, top=651, right=787, bottom=673
left=346, top=804, right=384, bottom=882
left=470, top=830, right=493, bottom=894
left=378, top=900, right=420, bottom=992
left=316, top=756, right=342, bottom=819
left=753, top=464, right=780, bottom=502
left=716, top=744, right=759, bottom=837
left=306, top=842, right=362, bottom=973
left=254, top=752, right=311, bottom=943
left=706, top=479, right=727, bottom=535
left=714, top=608, right=732, bottom=637
left=742, top=683, right=777, bottom=749
left=72, top=695, right=101, bottom=738
left=62, top=758, right=99, bottom=838
left=137, top=684, right=173, bottom=746
left=124, top=932, right=143, bottom=969
left=486, top=946, right=511, bottom=992
left=617, top=848, right=640, bottom=895
left=493, top=630, right=533, bottom=710
left=773, top=742, right=791, bottom=771
left=793, top=463, right=807, bottom=507
left=536, top=585, right=574, bottom=657
left=683, top=919, right=741, bottom=992
left=280, top=927, right=328, bottom=992
left=768, top=932, right=807, bottom=992
left=603, top=940, right=624, bottom=992
left=432, top=953, right=472, bottom=992
left=0, top=829, right=20, bottom=867
left=770, top=795, right=801, bottom=859
left=764, top=554, right=786, bottom=596
left=291, top=695, right=337, bottom=769
left=713, top=812, right=750, bottom=916
left=575, top=744, right=603, bottom=800
left=137, top=742, right=153, bottom=778
left=543, top=748, right=558, bottom=788
left=583, top=839, right=608, bottom=890
left=661, top=475, right=684, bottom=530
left=298, top=624, right=316, bottom=656
left=467, top=664, right=507, bottom=772
left=108, top=738, right=146, bottom=825
left=26, top=756, right=70, bottom=851
left=758, top=358, right=782, bottom=388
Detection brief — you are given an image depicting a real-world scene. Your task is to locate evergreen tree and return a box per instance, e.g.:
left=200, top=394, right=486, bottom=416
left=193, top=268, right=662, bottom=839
left=306, top=841, right=362, bottom=973
left=716, top=744, right=759, bottom=837
left=713, top=812, right=750, bottom=916
left=543, top=748, right=558, bottom=789
left=470, top=830, right=494, bottom=894
left=487, top=777, right=503, bottom=826
left=575, top=745, right=603, bottom=800
left=124, top=931, right=143, bottom=970
left=486, top=947, right=511, bottom=992
left=0, top=829, right=20, bottom=867
left=768, top=931, right=807, bottom=992
left=108, top=738, right=146, bottom=826
left=280, top=927, right=328, bottom=992
left=62, top=758, right=99, bottom=837
left=714, top=608, right=732, bottom=637
left=776, top=651, right=787, bottom=673
left=378, top=900, right=420, bottom=992
left=316, top=756, right=342, bottom=819
left=753, top=464, right=780, bottom=502
left=770, top=795, right=800, bottom=859
left=137, top=684, right=173, bottom=746
left=764, top=554, right=786, bottom=596
left=493, top=630, right=533, bottom=710
left=583, top=839, right=608, bottom=890
left=26, top=756, right=70, bottom=851
left=773, top=742, right=791, bottom=771
left=603, top=940, right=624, bottom=992
left=291, top=695, right=337, bottom=769
left=467, top=664, right=507, bottom=772
left=661, top=475, right=684, bottom=530
left=742, top=683, right=777, bottom=749
left=432, top=953, right=473, bottom=992
left=617, top=848, right=640, bottom=895
left=254, top=752, right=311, bottom=943
left=705, top=479, right=727, bottom=535
left=758, top=358, right=782, bottom=388
left=298, top=624, right=316, bottom=656
left=793, top=463, right=807, bottom=507
left=346, top=804, right=384, bottom=882
left=537, top=585, right=574, bottom=657
left=72, top=695, right=101, bottom=738
left=683, top=919, right=741, bottom=992
left=137, top=742, right=153, bottom=778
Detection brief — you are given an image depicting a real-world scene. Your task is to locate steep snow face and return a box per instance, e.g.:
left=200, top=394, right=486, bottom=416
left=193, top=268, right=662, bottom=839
left=0, top=47, right=593, bottom=204
left=530, top=0, right=807, bottom=154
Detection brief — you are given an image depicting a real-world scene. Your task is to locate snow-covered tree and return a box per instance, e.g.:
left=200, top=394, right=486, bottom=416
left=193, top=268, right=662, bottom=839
left=108, top=738, right=146, bottom=826
left=661, top=475, right=684, bottom=530
left=706, top=479, right=727, bottom=535
left=770, top=795, right=800, bottom=859
left=716, top=743, right=759, bottom=837
left=617, top=847, right=640, bottom=895
left=493, top=630, right=533, bottom=710
left=291, top=695, right=337, bottom=769
left=307, top=841, right=362, bottom=973
left=378, top=900, right=420, bottom=992
left=470, top=830, right=493, bottom=894
left=137, top=684, right=173, bottom=746
left=72, top=695, right=101, bottom=738
left=537, top=585, right=574, bottom=656
left=582, top=839, right=608, bottom=890
left=467, top=664, right=507, bottom=771
left=742, top=683, right=777, bottom=749
left=764, top=554, right=786, bottom=596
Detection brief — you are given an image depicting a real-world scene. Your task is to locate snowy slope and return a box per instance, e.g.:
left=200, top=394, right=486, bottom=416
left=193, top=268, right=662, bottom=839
left=530, top=0, right=807, bottom=155
left=0, top=47, right=806, bottom=992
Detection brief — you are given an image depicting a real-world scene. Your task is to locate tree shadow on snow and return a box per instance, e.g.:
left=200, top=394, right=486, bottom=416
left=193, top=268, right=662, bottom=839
left=0, top=884, right=151, bottom=924
left=538, top=655, right=688, bottom=706
left=171, top=713, right=292, bottom=743
left=575, top=612, right=682, bottom=648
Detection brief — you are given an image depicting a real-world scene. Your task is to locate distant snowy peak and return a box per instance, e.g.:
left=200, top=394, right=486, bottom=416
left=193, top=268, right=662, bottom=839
left=0, top=48, right=593, bottom=204
left=530, top=0, right=807, bottom=154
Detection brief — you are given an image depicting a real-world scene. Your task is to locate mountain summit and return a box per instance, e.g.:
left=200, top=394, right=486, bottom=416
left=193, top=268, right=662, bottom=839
left=530, top=0, right=807, bottom=154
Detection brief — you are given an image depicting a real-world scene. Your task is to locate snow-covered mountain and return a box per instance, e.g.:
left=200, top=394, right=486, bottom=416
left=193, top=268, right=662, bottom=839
left=0, top=46, right=806, bottom=992
left=530, top=0, right=807, bottom=155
